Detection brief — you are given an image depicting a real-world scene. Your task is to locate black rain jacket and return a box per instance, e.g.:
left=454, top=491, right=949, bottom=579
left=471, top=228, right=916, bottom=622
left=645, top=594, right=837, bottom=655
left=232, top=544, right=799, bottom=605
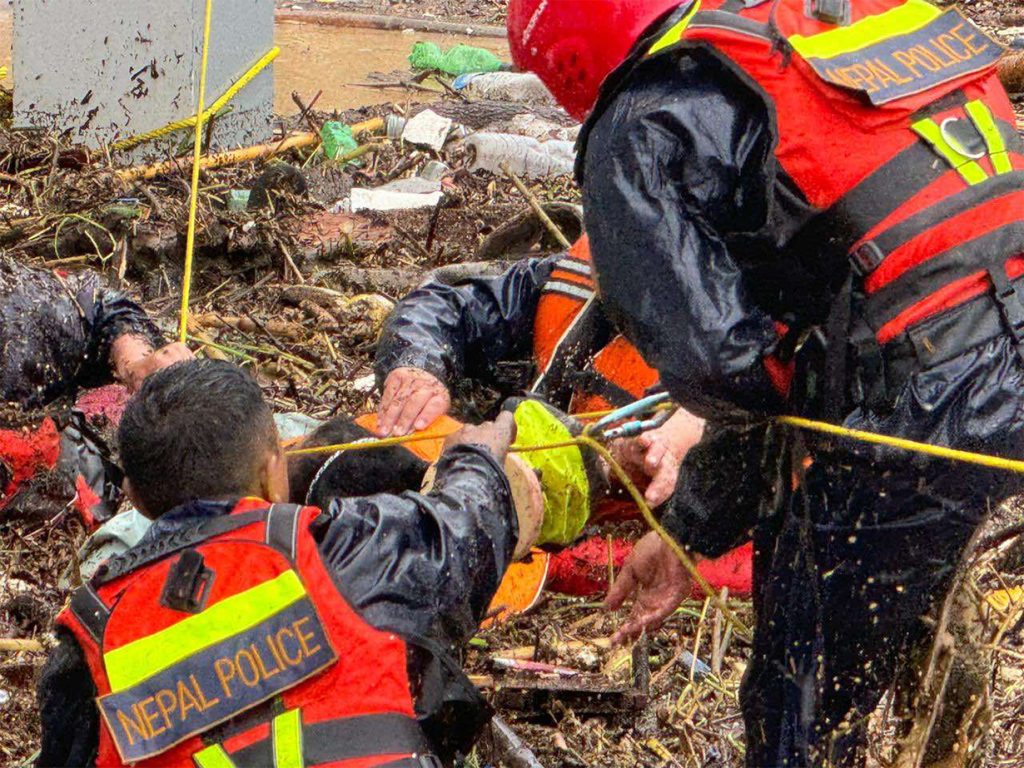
left=0, top=258, right=162, bottom=408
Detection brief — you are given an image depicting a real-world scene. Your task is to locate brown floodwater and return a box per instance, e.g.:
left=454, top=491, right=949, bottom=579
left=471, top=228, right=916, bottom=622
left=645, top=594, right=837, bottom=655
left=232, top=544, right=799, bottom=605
left=0, top=9, right=509, bottom=114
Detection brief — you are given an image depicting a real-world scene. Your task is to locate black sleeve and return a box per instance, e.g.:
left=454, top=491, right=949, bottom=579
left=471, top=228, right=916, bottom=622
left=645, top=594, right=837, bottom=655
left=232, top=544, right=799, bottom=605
left=309, top=444, right=516, bottom=651
left=373, top=258, right=556, bottom=390
left=581, top=52, right=785, bottom=420
left=662, top=423, right=773, bottom=557
left=0, top=259, right=163, bottom=406
left=36, top=628, right=99, bottom=768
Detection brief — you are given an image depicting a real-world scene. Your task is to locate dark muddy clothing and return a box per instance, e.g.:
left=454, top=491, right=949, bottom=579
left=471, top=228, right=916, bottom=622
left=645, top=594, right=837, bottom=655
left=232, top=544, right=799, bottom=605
left=36, top=445, right=516, bottom=767
left=581, top=37, right=1024, bottom=768
left=0, top=258, right=162, bottom=408
left=374, top=257, right=557, bottom=395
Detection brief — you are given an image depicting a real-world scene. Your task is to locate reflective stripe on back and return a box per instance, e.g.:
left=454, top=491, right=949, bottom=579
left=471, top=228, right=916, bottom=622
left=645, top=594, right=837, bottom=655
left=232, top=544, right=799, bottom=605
left=271, top=709, right=304, bottom=768
left=104, top=570, right=307, bottom=692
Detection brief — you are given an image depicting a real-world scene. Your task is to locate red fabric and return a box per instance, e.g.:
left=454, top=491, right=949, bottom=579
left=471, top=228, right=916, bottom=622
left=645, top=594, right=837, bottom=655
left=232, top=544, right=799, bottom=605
left=866, top=192, right=1024, bottom=293
left=507, top=0, right=681, bottom=121
left=58, top=501, right=418, bottom=767
left=763, top=355, right=794, bottom=399
left=73, top=474, right=103, bottom=531
left=547, top=536, right=753, bottom=598
left=877, top=255, right=1024, bottom=343
left=0, top=418, right=61, bottom=506
left=75, top=384, right=130, bottom=426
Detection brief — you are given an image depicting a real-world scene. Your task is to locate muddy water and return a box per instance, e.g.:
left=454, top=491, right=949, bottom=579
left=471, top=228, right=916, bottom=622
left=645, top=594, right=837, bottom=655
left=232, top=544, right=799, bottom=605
left=274, top=21, right=508, bottom=113
left=0, top=9, right=509, bottom=113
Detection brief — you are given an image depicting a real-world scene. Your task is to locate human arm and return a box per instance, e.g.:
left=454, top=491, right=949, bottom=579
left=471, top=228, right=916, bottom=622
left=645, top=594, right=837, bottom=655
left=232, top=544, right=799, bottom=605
left=581, top=52, right=786, bottom=419
left=309, top=415, right=518, bottom=651
left=36, top=628, right=99, bottom=767
left=374, top=258, right=556, bottom=434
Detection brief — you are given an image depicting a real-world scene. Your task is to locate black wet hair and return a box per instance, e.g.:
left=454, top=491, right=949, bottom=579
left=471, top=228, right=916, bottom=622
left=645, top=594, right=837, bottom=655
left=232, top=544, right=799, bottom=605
left=287, top=417, right=429, bottom=509
left=118, top=359, right=278, bottom=517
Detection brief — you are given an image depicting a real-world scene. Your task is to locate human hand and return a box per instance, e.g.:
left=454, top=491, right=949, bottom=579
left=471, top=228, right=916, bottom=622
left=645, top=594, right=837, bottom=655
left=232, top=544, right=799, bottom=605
left=443, top=412, right=517, bottom=464
left=113, top=336, right=194, bottom=393
left=377, top=367, right=451, bottom=436
left=605, top=531, right=694, bottom=645
left=636, top=409, right=705, bottom=507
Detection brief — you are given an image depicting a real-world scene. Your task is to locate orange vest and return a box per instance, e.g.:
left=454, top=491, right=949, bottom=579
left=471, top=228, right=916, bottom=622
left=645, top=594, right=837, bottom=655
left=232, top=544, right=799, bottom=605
left=532, top=236, right=660, bottom=414
left=58, top=500, right=429, bottom=767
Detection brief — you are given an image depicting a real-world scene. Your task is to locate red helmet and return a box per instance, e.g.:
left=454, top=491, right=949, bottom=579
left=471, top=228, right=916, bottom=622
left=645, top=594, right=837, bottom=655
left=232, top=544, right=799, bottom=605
left=507, top=0, right=683, bottom=121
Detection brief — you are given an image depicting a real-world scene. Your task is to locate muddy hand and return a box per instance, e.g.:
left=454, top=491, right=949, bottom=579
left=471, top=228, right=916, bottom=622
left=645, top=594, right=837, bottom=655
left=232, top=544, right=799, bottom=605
left=605, top=531, right=693, bottom=646
left=444, top=412, right=517, bottom=464
left=377, top=367, right=451, bottom=436
left=114, top=337, right=195, bottom=393
left=637, top=409, right=705, bottom=507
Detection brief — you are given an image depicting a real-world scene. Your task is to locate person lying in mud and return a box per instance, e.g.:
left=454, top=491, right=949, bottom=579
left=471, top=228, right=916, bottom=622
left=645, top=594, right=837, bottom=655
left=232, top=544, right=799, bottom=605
left=0, top=257, right=190, bottom=408
left=0, top=258, right=192, bottom=522
left=38, top=359, right=520, bottom=768
left=286, top=400, right=753, bottom=618
left=374, top=235, right=705, bottom=512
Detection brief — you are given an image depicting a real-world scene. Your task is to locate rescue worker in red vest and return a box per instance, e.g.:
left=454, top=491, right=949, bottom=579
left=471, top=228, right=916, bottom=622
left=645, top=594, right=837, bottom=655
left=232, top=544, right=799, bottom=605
left=509, top=0, right=1024, bottom=765
left=374, top=235, right=706, bottom=509
left=37, top=359, right=519, bottom=767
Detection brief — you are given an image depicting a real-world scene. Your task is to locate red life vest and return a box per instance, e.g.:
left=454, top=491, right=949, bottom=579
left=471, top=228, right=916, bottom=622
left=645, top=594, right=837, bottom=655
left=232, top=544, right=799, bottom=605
left=532, top=236, right=660, bottom=413
left=646, top=0, right=1024, bottom=374
left=57, top=499, right=432, bottom=768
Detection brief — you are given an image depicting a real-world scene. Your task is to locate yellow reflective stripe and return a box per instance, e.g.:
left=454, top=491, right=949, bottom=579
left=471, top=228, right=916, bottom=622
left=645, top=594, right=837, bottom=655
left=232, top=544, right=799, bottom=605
left=788, top=0, right=940, bottom=60
left=193, top=744, right=238, bottom=768
left=104, top=570, right=307, bottom=692
left=965, top=100, right=1013, bottom=175
left=648, top=0, right=703, bottom=55
left=272, top=709, right=304, bottom=768
left=911, top=118, right=988, bottom=185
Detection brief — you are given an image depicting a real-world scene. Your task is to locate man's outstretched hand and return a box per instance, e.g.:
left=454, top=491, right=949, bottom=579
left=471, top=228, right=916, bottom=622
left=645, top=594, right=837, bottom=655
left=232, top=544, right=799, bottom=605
left=606, top=530, right=695, bottom=645
left=444, top=411, right=517, bottom=464
left=377, top=367, right=451, bottom=436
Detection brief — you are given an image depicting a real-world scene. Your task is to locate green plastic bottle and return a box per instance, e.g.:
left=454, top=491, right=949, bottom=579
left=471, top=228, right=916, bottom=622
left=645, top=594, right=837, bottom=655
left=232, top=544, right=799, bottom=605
left=408, top=42, right=505, bottom=76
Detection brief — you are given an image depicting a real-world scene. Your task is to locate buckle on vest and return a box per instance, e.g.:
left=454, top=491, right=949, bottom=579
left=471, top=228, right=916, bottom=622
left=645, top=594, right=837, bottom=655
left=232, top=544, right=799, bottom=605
left=805, top=0, right=850, bottom=24
left=160, top=548, right=215, bottom=614
left=851, top=241, right=885, bottom=278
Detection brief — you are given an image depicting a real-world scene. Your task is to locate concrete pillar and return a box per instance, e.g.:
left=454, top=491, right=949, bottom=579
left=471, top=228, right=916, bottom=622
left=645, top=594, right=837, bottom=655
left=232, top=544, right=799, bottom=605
left=12, top=0, right=274, bottom=159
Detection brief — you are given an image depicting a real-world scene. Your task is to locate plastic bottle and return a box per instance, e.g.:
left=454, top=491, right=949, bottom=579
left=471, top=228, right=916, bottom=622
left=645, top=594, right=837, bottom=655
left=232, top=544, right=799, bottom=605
left=463, top=133, right=576, bottom=179
left=408, top=42, right=505, bottom=76
left=452, top=72, right=558, bottom=108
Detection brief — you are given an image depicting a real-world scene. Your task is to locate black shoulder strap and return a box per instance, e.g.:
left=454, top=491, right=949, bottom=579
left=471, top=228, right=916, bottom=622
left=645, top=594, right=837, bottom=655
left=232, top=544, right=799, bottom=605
left=265, top=503, right=304, bottom=560
left=69, top=584, right=110, bottom=644
left=93, top=509, right=268, bottom=586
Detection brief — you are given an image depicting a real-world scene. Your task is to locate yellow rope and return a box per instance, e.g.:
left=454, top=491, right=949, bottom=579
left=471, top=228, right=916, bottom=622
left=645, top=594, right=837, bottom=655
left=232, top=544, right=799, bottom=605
left=285, top=425, right=753, bottom=639
left=179, top=0, right=215, bottom=344
left=777, top=416, right=1024, bottom=474
left=112, top=46, right=280, bottom=153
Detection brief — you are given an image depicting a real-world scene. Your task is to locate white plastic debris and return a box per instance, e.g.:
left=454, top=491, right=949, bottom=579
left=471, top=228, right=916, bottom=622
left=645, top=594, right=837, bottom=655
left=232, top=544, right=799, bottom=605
left=351, top=373, right=377, bottom=393
left=401, top=109, right=454, bottom=152
left=454, top=72, right=559, bottom=108
left=464, top=133, right=576, bottom=179
left=350, top=178, right=444, bottom=212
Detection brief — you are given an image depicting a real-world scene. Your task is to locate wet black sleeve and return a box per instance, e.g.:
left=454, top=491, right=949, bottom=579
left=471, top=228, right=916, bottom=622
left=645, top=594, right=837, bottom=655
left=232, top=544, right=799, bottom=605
left=36, top=628, right=99, bottom=768
left=0, top=259, right=163, bottom=406
left=662, top=423, right=774, bottom=557
left=309, top=444, right=516, bottom=651
left=581, top=52, right=784, bottom=420
left=373, top=258, right=556, bottom=390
